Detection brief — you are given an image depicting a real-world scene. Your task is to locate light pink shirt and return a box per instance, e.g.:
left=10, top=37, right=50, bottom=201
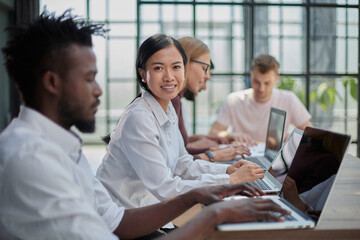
left=216, top=88, right=311, bottom=142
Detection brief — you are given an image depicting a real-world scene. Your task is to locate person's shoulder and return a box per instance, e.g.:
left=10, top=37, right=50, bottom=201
left=124, top=97, right=153, bottom=118
left=273, top=88, right=298, bottom=99
left=119, top=100, right=158, bottom=132
left=0, top=121, right=69, bottom=168
left=0, top=121, right=41, bottom=164
left=273, top=89, right=307, bottom=112
left=0, top=129, right=73, bottom=188
left=227, top=88, right=253, bottom=101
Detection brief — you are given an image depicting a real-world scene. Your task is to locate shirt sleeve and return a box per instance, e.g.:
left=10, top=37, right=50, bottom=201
left=78, top=154, right=125, bottom=232
left=288, top=92, right=312, bottom=127
left=118, top=111, right=229, bottom=201
left=175, top=128, right=230, bottom=180
left=0, top=141, right=118, bottom=240
left=92, top=176, right=125, bottom=232
left=215, top=96, right=232, bottom=127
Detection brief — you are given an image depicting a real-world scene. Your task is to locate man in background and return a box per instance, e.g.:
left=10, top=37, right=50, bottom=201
left=210, top=54, right=312, bottom=144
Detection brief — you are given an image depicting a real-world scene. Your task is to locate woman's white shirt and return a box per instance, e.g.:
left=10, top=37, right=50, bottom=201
left=97, top=91, right=229, bottom=209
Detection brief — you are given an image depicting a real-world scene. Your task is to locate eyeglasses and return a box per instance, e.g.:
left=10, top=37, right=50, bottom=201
left=190, top=59, right=210, bottom=74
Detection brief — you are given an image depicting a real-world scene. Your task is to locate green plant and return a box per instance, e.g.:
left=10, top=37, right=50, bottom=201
left=342, top=76, right=357, bottom=101
left=278, top=76, right=343, bottom=113
left=311, top=80, right=340, bottom=112
left=278, top=76, right=306, bottom=105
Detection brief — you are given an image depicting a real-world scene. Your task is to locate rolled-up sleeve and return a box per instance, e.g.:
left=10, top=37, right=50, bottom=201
left=175, top=132, right=230, bottom=181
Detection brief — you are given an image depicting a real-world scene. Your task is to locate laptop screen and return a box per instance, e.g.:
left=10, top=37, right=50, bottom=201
left=282, top=127, right=350, bottom=212
left=264, top=107, right=286, bottom=161
left=287, top=127, right=350, bottom=194
left=271, top=128, right=303, bottom=181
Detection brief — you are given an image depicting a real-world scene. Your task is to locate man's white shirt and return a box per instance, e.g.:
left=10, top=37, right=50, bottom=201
left=0, top=106, right=122, bottom=239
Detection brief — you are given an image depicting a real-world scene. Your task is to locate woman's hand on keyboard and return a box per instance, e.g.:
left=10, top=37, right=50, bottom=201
left=229, top=162, right=264, bottom=184
left=211, top=145, right=251, bottom=162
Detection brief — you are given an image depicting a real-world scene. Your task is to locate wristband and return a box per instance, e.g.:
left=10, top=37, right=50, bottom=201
left=205, top=150, right=214, bottom=162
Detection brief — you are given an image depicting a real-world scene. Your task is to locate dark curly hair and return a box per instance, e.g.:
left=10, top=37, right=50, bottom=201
left=2, top=9, right=107, bottom=106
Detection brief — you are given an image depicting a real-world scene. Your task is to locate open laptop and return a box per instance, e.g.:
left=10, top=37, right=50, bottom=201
left=218, top=127, right=351, bottom=231
left=252, top=126, right=350, bottom=194
left=251, top=128, right=303, bottom=193
left=285, top=126, right=351, bottom=194
left=243, top=107, right=286, bottom=170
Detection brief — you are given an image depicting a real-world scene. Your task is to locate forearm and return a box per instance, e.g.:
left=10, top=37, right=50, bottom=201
left=114, top=191, right=197, bottom=239
left=187, top=146, right=210, bottom=155
left=210, top=129, right=234, bottom=142
left=209, top=122, right=227, bottom=136
left=188, top=134, right=206, bottom=143
left=158, top=205, right=221, bottom=240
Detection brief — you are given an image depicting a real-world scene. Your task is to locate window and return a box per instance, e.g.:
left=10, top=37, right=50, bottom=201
left=40, top=0, right=359, bottom=155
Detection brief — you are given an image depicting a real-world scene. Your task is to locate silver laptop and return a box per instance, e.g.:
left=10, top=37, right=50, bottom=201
left=218, top=195, right=315, bottom=231
left=251, top=128, right=303, bottom=193
left=218, top=127, right=351, bottom=231
left=244, top=107, right=286, bottom=170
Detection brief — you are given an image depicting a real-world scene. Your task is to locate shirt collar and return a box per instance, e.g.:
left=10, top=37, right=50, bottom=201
left=250, top=88, right=275, bottom=105
left=18, top=106, right=82, bottom=162
left=142, top=90, right=177, bottom=126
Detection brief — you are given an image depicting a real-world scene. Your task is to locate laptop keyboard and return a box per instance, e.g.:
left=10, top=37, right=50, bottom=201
left=257, top=211, right=297, bottom=222
left=270, top=211, right=296, bottom=221
left=253, top=179, right=272, bottom=190
left=246, top=156, right=267, bottom=169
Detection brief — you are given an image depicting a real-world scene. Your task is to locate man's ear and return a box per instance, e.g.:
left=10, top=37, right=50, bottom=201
left=42, top=71, right=62, bottom=96
left=275, top=74, right=280, bottom=85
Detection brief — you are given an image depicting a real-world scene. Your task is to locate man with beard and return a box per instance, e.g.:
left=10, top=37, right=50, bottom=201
left=0, top=10, right=289, bottom=240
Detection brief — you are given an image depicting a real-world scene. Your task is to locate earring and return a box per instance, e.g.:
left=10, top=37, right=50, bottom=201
left=141, top=79, right=146, bottom=83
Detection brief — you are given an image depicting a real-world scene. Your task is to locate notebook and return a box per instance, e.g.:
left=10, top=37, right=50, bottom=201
left=251, top=128, right=303, bottom=193
left=244, top=107, right=286, bottom=170
left=217, top=127, right=351, bottom=231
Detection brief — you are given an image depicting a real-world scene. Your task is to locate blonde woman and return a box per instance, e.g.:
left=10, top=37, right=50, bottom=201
left=173, top=36, right=252, bottom=162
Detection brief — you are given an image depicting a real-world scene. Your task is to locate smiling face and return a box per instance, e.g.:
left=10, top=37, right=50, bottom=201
left=138, top=45, right=185, bottom=111
left=250, top=67, right=279, bottom=103
left=58, top=44, right=102, bottom=132
left=186, top=52, right=211, bottom=97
